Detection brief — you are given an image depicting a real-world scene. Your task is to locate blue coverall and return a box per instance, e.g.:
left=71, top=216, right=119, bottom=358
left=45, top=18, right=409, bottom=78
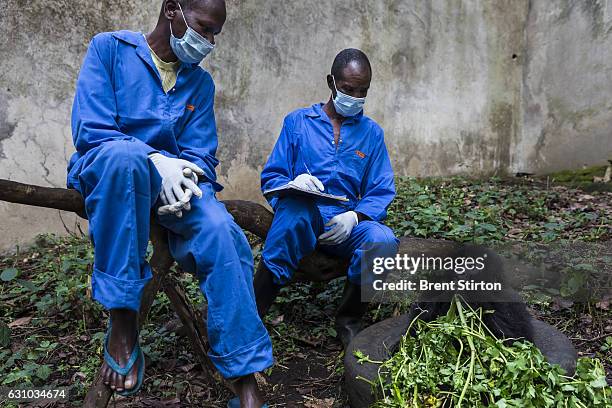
left=261, top=103, right=400, bottom=285
left=66, top=30, right=273, bottom=378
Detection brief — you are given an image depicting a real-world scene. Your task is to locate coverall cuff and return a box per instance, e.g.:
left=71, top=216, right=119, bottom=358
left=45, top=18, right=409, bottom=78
left=147, top=149, right=176, bottom=159
left=353, top=206, right=385, bottom=222
left=262, top=257, right=292, bottom=286
left=126, top=138, right=158, bottom=157
left=179, top=154, right=224, bottom=192
left=209, top=332, right=274, bottom=379
left=91, top=265, right=153, bottom=312
left=347, top=271, right=364, bottom=286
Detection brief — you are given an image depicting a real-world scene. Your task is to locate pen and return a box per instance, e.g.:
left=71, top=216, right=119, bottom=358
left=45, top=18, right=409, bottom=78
left=303, top=160, right=312, bottom=176
left=299, top=145, right=313, bottom=176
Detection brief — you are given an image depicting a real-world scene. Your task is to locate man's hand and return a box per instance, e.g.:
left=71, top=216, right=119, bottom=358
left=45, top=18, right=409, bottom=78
left=157, top=189, right=193, bottom=218
left=318, top=211, right=359, bottom=245
left=289, top=173, right=324, bottom=192
left=149, top=153, right=204, bottom=217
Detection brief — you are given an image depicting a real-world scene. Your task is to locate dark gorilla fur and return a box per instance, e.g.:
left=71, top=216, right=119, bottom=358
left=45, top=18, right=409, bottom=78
left=406, top=244, right=534, bottom=342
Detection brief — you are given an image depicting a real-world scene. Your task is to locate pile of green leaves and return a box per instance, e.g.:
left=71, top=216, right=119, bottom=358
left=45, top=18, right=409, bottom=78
left=360, top=297, right=611, bottom=407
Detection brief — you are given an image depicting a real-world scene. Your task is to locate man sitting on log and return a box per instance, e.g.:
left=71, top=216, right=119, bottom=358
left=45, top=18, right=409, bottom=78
left=65, top=0, right=272, bottom=406
left=255, top=49, right=400, bottom=348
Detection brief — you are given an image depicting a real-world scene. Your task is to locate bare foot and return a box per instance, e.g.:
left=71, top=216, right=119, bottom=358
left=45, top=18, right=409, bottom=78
left=101, top=309, right=140, bottom=393
left=233, top=374, right=265, bottom=408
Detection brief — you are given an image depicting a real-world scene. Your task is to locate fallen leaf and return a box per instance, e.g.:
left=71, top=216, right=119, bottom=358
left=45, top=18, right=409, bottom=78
left=179, top=363, right=196, bottom=373
left=303, top=397, right=335, bottom=408
left=141, top=398, right=181, bottom=407
left=71, top=371, right=87, bottom=382
left=551, top=298, right=574, bottom=311
left=8, top=316, right=32, bottom=328
left=254, top=372, right=268, bottom=387
left=270, top=314, right=284, bottom=326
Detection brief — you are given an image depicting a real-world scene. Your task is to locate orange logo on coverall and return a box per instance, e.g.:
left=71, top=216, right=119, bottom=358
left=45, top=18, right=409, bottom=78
left=186, top=104, right=195, bottom=112
left=355, top=150, right=366, bottom=159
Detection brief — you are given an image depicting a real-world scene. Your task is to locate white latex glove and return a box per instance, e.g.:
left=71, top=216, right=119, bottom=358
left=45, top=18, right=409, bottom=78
left=318, top=211, right=359, bottom=245
left=157, top=189, right=193, bottom=218
left=149, top=153, right=204, bottom=217
left=289, top=173, right=324, bottom=192
left=156, top=169, right=200, bottom=217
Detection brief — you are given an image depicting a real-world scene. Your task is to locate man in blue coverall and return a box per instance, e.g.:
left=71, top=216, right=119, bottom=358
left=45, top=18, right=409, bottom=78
left=255, top=49, right=400, bottom=348
left=66, top=1, right=271, bottom=406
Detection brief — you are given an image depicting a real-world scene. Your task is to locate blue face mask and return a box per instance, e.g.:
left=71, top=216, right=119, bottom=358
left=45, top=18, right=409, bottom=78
left=170, top=2, right=215, bottom=64
left=331, top=75, right=366, bottom=117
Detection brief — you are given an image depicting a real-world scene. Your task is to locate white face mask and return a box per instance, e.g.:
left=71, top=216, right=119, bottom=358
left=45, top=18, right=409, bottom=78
left=331, top=75, right=366, bottom=117
left=169, top=2, right=215, bottom=64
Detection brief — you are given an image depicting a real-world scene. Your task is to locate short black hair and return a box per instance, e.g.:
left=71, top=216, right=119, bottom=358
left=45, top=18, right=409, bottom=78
left=331, top=48, right=372, bottom=80
left=179, top=0, right=200, bottom=10
left=170, top=0, right=206, bottom=10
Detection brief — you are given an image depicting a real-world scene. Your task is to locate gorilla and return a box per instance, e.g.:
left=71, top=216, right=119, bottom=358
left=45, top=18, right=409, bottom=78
left=406, top=243, right=535, bottom=342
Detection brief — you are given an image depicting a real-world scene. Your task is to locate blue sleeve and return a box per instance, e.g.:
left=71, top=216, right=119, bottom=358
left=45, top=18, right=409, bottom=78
left=355, top=129, right=395, bottom=221
left=176, top=74, right=222, bottom=191
left=71, top=34, right=158, bottom=157
left=260, top=114, right=297, bottom=208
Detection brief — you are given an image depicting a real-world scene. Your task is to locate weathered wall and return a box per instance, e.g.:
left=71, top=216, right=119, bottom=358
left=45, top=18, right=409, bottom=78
left=519, top=0, right=612, bottom=172
left=1, top=0, right=611, bottom=252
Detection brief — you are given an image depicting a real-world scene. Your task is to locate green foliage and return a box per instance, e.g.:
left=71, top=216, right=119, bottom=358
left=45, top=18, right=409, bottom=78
left=386, top=176, right=610, bottom=243
left=601, top=337, right=612, bottom=353
left=0, top=233, right=204, bottom=403
left=0, top=176, right=610, bottom=405
left=362, top=297, right=611, bottom=408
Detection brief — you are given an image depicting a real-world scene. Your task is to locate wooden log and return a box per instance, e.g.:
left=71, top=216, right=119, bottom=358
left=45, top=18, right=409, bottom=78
left=0, top=179, right=460, bottom=281
left=0, top=179, right=85, bottom=218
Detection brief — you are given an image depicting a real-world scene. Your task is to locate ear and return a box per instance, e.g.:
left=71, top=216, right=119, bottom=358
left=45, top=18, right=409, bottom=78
left=164, top=0, right=179, bottom=20
left=326, top=74, right=335, bottom=96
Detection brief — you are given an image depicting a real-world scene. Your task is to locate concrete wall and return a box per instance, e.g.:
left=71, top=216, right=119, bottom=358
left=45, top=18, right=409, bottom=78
left=1, top=0, right=611, bottom=252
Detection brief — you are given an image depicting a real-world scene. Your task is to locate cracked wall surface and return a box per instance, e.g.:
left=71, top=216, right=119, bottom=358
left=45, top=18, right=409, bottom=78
left=1, top=0, right=611, bottom=253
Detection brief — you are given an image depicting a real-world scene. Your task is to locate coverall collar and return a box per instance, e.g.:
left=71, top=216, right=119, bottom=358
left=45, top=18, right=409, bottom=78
left=305, top=102, right=364, bottom=125
left=110, top=30, right=200, bottom=71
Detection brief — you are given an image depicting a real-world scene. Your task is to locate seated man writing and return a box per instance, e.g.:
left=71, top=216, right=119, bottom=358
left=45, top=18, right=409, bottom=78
left=66, top=1, right=271, bottom=406
left=255, top=49, right=400, bottom=348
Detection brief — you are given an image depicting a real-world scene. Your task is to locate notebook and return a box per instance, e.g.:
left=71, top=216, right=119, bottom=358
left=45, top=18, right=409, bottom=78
left=263, top=183, right=349, bottom=202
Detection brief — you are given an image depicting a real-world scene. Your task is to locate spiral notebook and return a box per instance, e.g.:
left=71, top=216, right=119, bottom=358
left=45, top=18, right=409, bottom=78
left=263, top=183, right=349, bottom=202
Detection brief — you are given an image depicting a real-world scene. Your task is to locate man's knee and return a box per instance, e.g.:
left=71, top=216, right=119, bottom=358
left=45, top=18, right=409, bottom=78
left=179, top=197, right=237, bottom=240
left=362, top=222, right=398, bottom=246
left=272, top=197, right=320, bottom=235
left=100, top=139, right=147, bottom=161
left=275, top=196, right=318, bottom=216
left=84, top=140, right=151, bottom=180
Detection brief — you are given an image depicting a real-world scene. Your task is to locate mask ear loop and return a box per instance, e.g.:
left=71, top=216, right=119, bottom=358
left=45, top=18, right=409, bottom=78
left=170, top=2, right=190, bottom=37
left=176, top=2, right=190, bottom=27
left=331, top=75, right=339, bottom=98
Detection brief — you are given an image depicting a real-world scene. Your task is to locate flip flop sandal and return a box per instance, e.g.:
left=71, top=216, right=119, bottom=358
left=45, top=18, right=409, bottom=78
left=103, top=321, right=145, bottom=397
left=227, top=396, right=269, bottom=408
